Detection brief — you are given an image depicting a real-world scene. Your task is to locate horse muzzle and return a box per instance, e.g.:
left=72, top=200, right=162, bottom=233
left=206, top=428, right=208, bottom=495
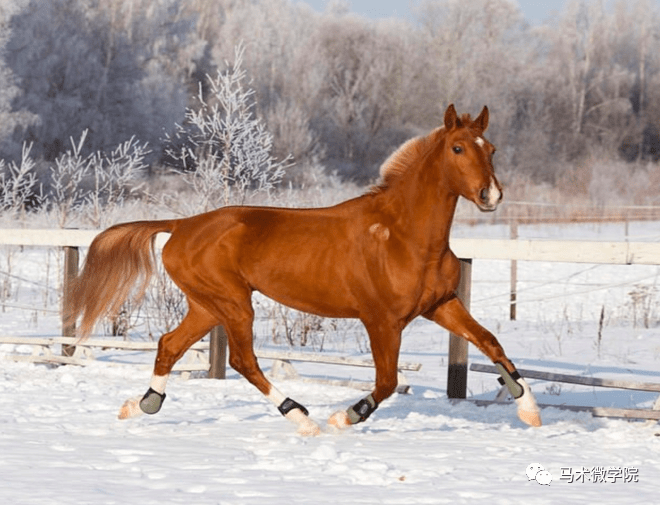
left=476, top=179, right=502, bottom=212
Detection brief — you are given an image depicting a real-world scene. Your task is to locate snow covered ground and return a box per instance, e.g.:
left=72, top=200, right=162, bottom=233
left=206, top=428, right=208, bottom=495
left=1, top=220, right=659, bottom=504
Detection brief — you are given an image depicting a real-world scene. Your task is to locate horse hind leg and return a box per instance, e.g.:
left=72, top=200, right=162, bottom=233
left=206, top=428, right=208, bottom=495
left=220, top=300, right=321, bottom=436
left=120, top=289, right=322, bottom=436
left=118, top=300, right=219, bottom=420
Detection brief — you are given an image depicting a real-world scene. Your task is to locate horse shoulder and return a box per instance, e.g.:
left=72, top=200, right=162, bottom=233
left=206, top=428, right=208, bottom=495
left=360, top=222, right=428, bottom=304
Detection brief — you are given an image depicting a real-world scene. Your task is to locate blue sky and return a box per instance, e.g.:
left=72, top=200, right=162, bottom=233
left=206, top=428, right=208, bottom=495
left=297, top=1, right=568, bottom=25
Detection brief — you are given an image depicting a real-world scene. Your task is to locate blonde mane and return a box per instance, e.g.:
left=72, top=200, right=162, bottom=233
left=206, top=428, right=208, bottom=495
left=373, top=126, right=445, bottom=192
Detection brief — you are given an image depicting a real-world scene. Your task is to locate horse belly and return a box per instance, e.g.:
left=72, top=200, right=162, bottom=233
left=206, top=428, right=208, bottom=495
left=245, top=242, right=362, bottom=319
left=254, top=272, right=361, bottom=319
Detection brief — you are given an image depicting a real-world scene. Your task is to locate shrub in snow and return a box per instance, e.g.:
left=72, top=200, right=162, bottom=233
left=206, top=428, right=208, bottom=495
left=0, top=142, right=42, bottom=219
left=50, top=130, right=149, bottom=228
left=164, top=44, right=289, bottom=213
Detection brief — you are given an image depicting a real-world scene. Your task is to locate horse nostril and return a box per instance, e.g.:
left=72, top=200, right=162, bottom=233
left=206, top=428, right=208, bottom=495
left=479, top=187, right=488, bottom=202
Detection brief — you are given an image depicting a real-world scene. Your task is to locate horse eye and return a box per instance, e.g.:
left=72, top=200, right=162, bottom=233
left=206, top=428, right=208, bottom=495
left=452, top=146, right=463, bottom=154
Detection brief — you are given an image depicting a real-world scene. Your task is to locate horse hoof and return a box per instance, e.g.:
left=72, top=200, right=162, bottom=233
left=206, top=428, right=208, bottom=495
left=281, top=405, right=322, bottom=436
left=327, top=411, right=351, bottom=430
left=118, top=397, right=144, bottom=420
left=514, top=378, right=542, bottom=427
left=297, top=418, right=322, bottom=437
left=518, top=409, right=542, bottom=427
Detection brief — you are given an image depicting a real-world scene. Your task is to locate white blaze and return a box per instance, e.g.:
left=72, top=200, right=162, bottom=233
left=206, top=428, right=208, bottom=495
left=484, top=178, right=501, bottom=207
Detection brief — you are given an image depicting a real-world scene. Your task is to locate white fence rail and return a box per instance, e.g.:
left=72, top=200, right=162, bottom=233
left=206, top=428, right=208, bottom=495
left=452, top=238, right=660, bottom=265
left=2, top=228, right=659, bottom=264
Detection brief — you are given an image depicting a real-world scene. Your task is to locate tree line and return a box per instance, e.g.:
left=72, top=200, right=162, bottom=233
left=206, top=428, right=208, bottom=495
left=0, top=0, right=658, bottom=194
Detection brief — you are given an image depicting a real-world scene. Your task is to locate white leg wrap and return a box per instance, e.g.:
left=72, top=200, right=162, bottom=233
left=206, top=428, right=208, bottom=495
left=515, top=378, right=542, bottom=427
left=150, top=374, right=169, bottom=395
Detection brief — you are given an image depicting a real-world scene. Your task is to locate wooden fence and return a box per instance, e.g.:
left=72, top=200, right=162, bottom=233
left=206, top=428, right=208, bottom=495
left=1, top=228, right=660, bottom=401
left=447, top=237, right=660, bottom=401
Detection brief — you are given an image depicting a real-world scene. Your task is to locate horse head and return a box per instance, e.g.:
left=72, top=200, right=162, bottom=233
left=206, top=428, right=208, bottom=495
left=441, top=104, right=502, bottom=212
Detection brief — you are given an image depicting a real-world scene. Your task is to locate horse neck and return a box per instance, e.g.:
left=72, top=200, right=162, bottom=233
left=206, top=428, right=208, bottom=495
left=379, top=158, right=459, bottom=251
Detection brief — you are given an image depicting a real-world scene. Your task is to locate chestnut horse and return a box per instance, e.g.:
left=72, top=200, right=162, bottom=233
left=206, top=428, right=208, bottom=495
left=66, top=105, right=541, bottom=435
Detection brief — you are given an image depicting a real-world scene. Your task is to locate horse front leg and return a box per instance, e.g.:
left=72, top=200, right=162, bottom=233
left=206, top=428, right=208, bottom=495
left=328, top=320, right=402, bottom=429
left=424, top=296, right=542, bottom=427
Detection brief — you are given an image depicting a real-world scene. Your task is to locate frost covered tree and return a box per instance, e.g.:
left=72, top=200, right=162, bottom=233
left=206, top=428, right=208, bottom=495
left=0, top=0, right=38, bottom=159
left=165, top=45, right=288, bottom=213
left=4, top=0, right=201, bottom=161
left=314, top=13, right=423, bottom=177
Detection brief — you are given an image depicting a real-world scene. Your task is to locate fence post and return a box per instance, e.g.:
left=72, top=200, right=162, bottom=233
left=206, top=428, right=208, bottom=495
left=208, top=326, right=228, bottom=379
left=62, top=246, right=79, bottom=357
left=510, top=220, right=518, bottom=321
left=447, top=258, right=472, bottom=399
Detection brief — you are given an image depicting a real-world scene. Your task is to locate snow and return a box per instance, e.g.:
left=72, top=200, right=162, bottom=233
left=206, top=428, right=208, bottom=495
left=1, top=221, right=659, bottom=504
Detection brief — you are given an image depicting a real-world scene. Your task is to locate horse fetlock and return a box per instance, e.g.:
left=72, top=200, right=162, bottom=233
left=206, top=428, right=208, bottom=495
left=495, top=362, right=524, bottom=399
left=327, top=410, right=351, bottom=430
left=495, top=362, right=542, bottom=427
left=347, top=394, right=378, bottom=424
left=118, top=388, right=167, bottom=420
left=327, top=394, right=379, bottom=429
left=277, top=397, right=309, bottom=417
left=292, top=412, right=322, bottom=437
left=517, top=407, right=542, bottom=428
left=139, top=388, right=167, bottom=415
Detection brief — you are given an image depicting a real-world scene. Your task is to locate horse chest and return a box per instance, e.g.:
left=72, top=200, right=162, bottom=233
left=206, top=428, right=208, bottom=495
left=362, top=244, right=456, bottom=319
left=409, top=252, right=460, bottom=309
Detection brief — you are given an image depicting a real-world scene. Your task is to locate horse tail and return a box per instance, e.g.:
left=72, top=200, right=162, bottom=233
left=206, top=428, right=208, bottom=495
left=64, top=220, right=176, bottom=339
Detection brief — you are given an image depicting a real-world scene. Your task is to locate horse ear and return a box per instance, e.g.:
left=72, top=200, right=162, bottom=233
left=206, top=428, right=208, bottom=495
left=444, top=104, right=462, bottom=130
left=474, top=106, right=489, bottom=133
